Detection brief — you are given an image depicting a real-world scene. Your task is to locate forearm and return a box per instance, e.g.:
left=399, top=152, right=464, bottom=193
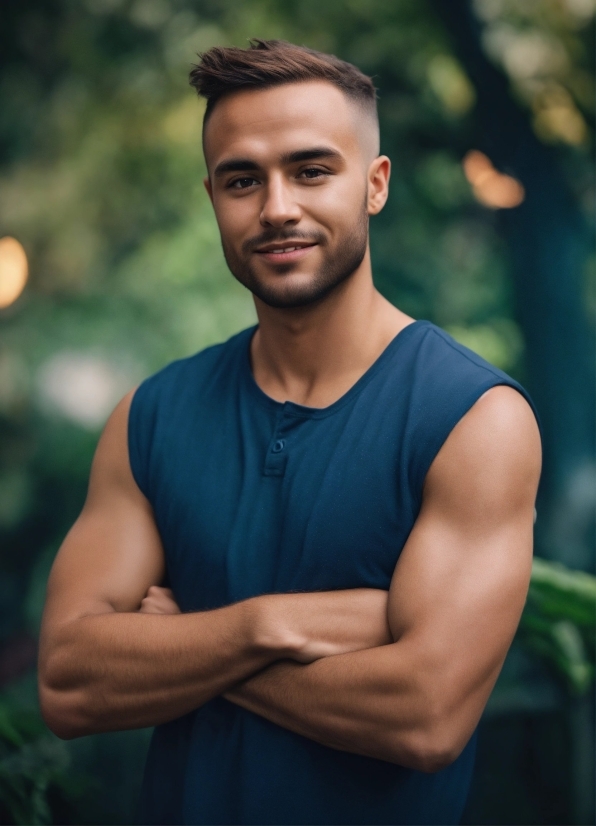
left=224, top=642, right=439, bottom=770
left=39, top=586, right=391, bottom=739
left=39, top=598, right=280, bottom=738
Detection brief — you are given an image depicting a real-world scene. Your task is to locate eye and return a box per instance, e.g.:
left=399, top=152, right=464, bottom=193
left=299, top=167, right=328, bottom=180
left=229, top=177, right=259, bottom=190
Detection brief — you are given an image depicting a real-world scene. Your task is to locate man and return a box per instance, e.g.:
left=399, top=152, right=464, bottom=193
left=38, top=40, right=542, bottom=825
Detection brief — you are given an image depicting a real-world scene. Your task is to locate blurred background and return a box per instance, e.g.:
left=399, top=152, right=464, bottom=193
left=0, top=0, right=594, bottom=823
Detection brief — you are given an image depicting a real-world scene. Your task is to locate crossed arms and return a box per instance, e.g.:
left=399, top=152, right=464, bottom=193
left=38, top=385, right=541, bottom=773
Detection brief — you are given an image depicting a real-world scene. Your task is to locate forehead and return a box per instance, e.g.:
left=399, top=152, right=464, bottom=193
left=203, top=81, right=363, bottom=168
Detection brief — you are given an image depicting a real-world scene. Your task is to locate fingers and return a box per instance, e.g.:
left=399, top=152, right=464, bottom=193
left=139, top=585, right=181, bottom=614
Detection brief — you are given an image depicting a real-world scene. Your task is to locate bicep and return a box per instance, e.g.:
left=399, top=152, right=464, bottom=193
left=42, top=390, right=165, bottom=633
left=387, top=386, right=541, bottom=736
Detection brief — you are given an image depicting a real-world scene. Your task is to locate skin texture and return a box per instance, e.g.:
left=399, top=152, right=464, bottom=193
left=38, top=79, right=542, bottom=772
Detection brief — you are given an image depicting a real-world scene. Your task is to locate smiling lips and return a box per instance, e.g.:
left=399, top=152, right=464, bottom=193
left=254, top=242, right=317, bottom=264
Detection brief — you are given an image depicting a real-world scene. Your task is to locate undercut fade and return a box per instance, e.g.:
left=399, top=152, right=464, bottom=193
left=189, top=39, right=378, bottom=132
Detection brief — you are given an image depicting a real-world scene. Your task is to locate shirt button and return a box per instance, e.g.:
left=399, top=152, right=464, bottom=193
left=272, top=439, right=286, bottom=453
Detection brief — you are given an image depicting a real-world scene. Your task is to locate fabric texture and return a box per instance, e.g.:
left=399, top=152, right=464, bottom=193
left=130, top=319, right=538, bottom=825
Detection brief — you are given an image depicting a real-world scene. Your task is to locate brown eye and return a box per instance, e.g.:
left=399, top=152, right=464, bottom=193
left=231, top=177, right=258, bottom=189
left=300, top=168, right=325, bottom=179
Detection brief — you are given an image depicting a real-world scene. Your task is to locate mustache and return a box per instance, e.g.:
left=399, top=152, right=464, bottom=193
left=243, top=228, right=326, bottom=255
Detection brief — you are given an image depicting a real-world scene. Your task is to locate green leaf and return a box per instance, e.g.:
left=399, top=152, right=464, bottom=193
left=518, top=558, right=596, bottom=695
left=0, top=704, right=24, bottom=748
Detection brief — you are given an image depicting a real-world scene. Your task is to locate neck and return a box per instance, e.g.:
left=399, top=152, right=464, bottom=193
left=250, top=250, right=414, bottom=408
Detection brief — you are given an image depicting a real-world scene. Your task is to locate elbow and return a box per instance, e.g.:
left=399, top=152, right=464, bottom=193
left=404, top=738, right=461, bottom=774
left=38, top=653, right=96, bottom=740
left=38, top=677, right=92, bottom=740
left=386, top=673, right=470, bottom=772
left=42, top=714, right=83, bottom=741
left=390, top=711, right=465, bottom=773
left=38, top=690, right=83, bottom=740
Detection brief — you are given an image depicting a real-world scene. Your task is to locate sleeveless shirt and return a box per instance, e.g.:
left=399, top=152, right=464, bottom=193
left=129, top=319, right=537, bottom=825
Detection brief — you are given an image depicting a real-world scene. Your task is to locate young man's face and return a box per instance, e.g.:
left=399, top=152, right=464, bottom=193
left=203, top=80, right=387, bottom=309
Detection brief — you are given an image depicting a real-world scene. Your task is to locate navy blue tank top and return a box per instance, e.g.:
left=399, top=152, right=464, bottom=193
left=129, top=320, right=536, bottom=825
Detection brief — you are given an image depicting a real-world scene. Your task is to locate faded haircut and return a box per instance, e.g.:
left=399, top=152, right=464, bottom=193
left=189, top=39, right=378, bottom=135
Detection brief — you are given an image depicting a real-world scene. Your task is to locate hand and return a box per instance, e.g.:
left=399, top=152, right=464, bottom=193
left=139, top=586, right=181, bottom=615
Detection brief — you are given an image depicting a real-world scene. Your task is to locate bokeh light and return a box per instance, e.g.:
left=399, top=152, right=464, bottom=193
left=427, top=54, right=476, bottom=114
left=0, top=237, right=28, bottom=309
left=463, top=150, right=525, bottom=208
left=37, top=352, right=133, bottom=429
left=533, top=84, right=588, bottom=145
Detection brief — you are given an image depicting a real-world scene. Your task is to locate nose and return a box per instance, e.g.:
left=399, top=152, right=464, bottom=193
left=260, top=174, right=301, bottom=227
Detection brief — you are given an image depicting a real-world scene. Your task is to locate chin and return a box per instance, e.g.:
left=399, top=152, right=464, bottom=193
left=249, top=273, right=347, bottom=309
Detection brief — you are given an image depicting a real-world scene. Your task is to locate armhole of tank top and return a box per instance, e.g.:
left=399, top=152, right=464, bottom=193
left=412, top=377, right=541, bottom=518
left=127, top=383, right=150, bottom=500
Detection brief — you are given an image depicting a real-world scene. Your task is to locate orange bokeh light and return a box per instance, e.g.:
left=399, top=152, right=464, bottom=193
left=462, top=150, right=525, bottom=209
left=0, top=237, right=28, bottom=309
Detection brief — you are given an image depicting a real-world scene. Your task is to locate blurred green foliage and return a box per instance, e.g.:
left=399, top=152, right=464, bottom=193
left=521, top=558, right=596, bottom=695
left=0, top=676, right=151, bottom=825
left=0, top=698, right=77, bottom=825
left=0, top=0, right=594, bottom=823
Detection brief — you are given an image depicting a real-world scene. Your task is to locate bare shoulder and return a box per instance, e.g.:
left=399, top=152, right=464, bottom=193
left=86, top=388, right=138, bottom=500
left=472, top=383, right=540, bottom=436
left=444, top=384, right=541, bottom=456
left=424, top=385, right=542, bottom=517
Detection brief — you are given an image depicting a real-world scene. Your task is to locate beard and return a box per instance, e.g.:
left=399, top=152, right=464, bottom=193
left=220, top=201, right=369, bottom=310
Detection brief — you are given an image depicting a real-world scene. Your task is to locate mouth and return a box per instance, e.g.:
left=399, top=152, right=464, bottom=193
left=253, top=241, right=317, bottom=265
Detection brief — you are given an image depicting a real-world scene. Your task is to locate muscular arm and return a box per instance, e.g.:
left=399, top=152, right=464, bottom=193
left=223, top=386, right=542, bottom=772
left=38, top=392, right=391, bottom=739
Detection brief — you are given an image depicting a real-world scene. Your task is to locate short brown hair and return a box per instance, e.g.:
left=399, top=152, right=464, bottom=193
left=189, top=39, right=378, bottom=128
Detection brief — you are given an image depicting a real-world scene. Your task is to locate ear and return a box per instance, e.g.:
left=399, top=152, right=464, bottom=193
left=367, top=156, right=391, bottom=216
left=204, top=176, right=213, bottom=204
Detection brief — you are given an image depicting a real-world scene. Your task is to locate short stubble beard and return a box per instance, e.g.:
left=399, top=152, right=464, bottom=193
left=220, top=198, right=370, bottom=309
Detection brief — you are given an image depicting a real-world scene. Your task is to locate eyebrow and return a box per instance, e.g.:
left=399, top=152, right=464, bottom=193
left=212, top=146, right=344, bottom=178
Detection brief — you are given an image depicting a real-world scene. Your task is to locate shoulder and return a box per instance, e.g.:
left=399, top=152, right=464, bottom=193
left=425, top=384, right=542, bottom=517
left=395, top=320, right=536, bottom=423
left=415, top=323, right=542, bottom=451
left=128, top=326, right=255, bottom=433
left=125, top=326, right=254, bottom=497
left=90, top=390, right=137, bottom=492
left=398, top=322, right=541, bottom=511
left=133, top=326, right=254, bottom=406
left=411, top=322, right=522, bottom=389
